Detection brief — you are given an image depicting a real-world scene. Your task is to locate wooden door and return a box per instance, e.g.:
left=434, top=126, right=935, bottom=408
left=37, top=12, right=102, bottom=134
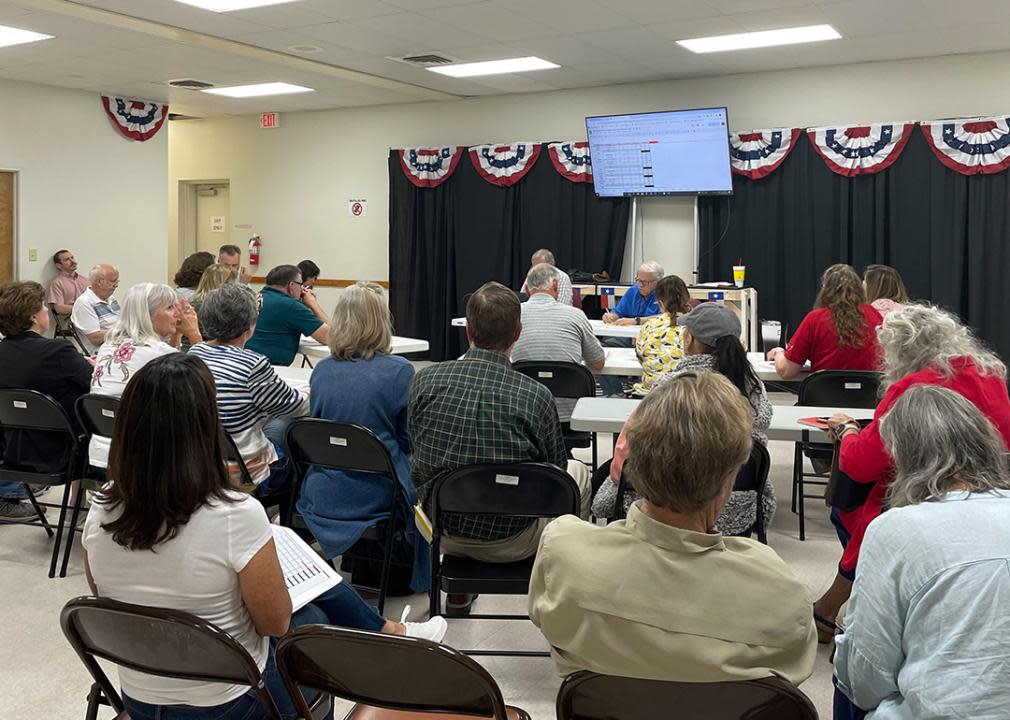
left=0, top=172, right=12, bottom=284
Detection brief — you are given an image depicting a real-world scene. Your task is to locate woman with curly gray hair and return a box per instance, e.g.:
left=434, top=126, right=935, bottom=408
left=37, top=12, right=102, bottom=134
left=833, top=385, right=1010, bottom=719
left=812, top=304, right=1010, bottom=641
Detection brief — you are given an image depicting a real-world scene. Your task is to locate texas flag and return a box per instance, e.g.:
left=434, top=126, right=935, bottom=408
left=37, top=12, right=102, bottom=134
left=600, top=286, right=615, bottom=310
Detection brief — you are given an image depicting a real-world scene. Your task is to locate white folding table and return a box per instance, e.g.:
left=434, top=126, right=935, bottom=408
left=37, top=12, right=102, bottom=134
left=298, top=335, right=430, bottom=366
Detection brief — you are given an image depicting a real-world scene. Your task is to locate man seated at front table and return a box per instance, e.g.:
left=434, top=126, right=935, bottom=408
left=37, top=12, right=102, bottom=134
left=218, top=243, right=251, bottom=285
left=521, top=248, right=573, bottom=305
left=245, top=264, right=330, bottom=366
left=512, top=262, right=605, bottom=423
left=70, top=264, right=120, bottom=354
left=529, top=372, right=817, bottom=685
left=47, top=249, right=89, bottom=318
left=409, top=281, right=591, bottom=615
left=598, top=260, right=664, bottom=395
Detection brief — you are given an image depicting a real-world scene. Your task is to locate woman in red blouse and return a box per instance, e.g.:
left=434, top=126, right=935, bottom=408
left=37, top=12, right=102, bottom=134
left=767, top=264, right=882, bottom=379
left=815, top=305, right=1010, bottom=640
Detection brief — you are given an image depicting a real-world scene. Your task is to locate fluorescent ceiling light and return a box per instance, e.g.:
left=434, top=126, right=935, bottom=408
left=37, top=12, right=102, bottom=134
left=203, top=82, right=314, bottom=98
left=0, top=25, right=53, bottom=48
left=428, top=56, right=559, bottom=78
left=173, top=0, right=299, bottom=12
left=677, top=24, right=841, bottom=54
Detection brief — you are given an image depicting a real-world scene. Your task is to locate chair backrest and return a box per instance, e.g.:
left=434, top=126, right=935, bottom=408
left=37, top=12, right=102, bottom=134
left=431, top=462, right=580, bottom=521
left=797, top=370, right=882, bottom=409
left=512, top=361, right=597, bottom=401
left=60, top=595, right=283, bottom=719
left=276, top=625, right=511, bottom=720
left=0, top=388, right=76, bottom=434
left=75, top=394, right=120, bottom=439
left=285, top=418, right=398, bottom=478
left=732, top=441, right=771, bottom=494
left=221, top=429, right=255, bottom=486
left=761, top=321, right=789, bottom=354
left=556, top=671, right=818, bottom=720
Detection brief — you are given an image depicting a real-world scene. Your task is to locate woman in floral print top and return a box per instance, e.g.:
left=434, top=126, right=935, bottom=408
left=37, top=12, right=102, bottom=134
left=89, top=283, right=201, bottom=468
left=632, top=275, right=692, bottom=396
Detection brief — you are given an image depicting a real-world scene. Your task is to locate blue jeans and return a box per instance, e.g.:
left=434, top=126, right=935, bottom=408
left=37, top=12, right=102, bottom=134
left=253, top=442, right=290, bottom=498
left=121, top=583, right=384, bottom=719
left=0, top=480, right=28, bottom=500
left=598, top=336, right=634, bottom=395
left=833, top=681, right=868, bottom=720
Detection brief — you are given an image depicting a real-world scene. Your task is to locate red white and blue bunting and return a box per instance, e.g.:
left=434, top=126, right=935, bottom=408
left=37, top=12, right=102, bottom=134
left=469, top=142, right=541, bottom=186
left=399, top=146, right=464, bottom=188
left=101, top=95, right=169, bottom=142
left=807, top=122, right=914, bottom=176
left=920, top=117, right=1010, bottom=175
left=547, top=141, right=592, bottom=182
left=729, top=128, right=800, bottom=179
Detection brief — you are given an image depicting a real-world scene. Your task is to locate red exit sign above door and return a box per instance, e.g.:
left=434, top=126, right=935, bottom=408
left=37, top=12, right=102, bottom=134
left=259, top=112, right=280, bottom=129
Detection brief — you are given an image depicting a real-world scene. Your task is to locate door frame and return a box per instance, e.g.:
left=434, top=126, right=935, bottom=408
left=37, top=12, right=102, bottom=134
left=177, top=178, right=230, bottom=260
left=0, top=168, right=19, bottom=283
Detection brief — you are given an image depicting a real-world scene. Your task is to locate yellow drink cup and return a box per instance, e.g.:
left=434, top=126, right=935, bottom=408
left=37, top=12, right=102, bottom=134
left=733, top=265, right=746, bottom=287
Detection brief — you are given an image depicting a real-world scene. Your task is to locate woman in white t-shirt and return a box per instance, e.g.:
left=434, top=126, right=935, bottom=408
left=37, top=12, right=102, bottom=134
left=88, top=282, right=200, bottom=468
left=83, top=354, right=446, bottom=720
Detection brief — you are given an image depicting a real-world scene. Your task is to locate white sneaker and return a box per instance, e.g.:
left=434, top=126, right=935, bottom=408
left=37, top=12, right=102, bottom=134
left=399, top=605, right=448, bottom=643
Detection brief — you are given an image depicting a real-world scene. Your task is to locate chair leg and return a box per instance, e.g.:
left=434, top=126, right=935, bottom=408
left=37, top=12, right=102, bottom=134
left=591, top=433, right=598, bottom=473
left=791, top=443, right=800, bottom=513
left=428, top=540, right=441, bottom=619
left=797, top=464, right=806, bottom=542
left=301, top=354, right=313, bottom=369
left=48, top=484, right=72, bottom=578
left=23, top=486, right=55, bottom=538
left=84, top=684, right=103, bottom=720
left=375, top=522, right=396, bottom=616
left=60, top=486, right=87, bottom=578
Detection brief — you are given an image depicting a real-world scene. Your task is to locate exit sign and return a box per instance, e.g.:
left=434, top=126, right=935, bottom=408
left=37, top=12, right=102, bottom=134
left=259, top=112, right=280, bottom=129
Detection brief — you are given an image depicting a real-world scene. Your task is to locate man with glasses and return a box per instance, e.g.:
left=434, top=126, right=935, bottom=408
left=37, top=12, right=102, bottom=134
left=598, top=261, right=665, bottom=395
left=71, top=264, right=121, bottom=353
left=245, top=264, right=330, bottom=365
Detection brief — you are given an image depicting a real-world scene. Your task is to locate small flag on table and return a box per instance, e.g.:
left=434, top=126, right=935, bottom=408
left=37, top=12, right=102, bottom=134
left=600, top=286, right=615, bottom=310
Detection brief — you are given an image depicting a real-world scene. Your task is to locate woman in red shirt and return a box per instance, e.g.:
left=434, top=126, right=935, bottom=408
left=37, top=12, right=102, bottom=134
left=768, top=264, right=882, bottom=379
left=815, top=304, right=1010, bottom=640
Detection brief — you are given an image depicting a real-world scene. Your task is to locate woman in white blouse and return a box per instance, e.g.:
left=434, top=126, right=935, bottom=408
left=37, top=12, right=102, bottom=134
left=88, top=282, right=201, bottom=468
left=833, top=384, right=1010, bottom=720
left=83, top=354, right=446, bottom=720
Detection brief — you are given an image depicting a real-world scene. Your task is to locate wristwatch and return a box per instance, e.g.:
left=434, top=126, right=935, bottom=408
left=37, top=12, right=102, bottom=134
left=635, top=317, right=641, bottom=325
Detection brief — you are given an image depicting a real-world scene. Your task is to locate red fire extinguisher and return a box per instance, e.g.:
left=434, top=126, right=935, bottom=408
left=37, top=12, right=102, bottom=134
left=248, top=234, right=261, bottom=268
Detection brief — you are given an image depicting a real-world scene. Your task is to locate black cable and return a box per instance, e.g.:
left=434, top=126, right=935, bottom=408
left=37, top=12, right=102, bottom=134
left=695, top=196, right=732, bottom=282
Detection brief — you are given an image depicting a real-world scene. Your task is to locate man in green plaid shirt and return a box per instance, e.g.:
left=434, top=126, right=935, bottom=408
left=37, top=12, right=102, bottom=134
left=409, top=281, right=591, bottom=566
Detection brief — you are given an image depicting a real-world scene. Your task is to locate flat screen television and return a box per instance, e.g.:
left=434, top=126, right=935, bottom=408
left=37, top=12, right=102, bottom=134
left=585, top=107, right=732, bottom=197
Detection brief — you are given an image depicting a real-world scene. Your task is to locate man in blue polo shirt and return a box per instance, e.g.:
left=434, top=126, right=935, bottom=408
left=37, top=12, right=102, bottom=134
left=598, top=260, right=664, bottom=395
left=246, top=264, right=330, bottom=365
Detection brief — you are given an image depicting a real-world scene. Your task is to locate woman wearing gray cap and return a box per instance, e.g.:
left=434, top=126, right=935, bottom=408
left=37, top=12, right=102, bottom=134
left=594, top=302, right=774, bottom=536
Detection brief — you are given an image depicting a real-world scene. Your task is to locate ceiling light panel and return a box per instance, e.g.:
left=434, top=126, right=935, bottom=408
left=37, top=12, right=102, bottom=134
left=203, top=82, right=314, bottom=97
left=677, top=24, right=841, bottom=54
left=173, top=0, right=300, bottom=12
left=0, top=25, right=53, bottom=49
left=428, top=56, right=560, bottom=78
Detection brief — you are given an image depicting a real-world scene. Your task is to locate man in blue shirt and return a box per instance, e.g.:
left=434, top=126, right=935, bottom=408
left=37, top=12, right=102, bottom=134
left=598, top=260, right=664, bottom=395
left=245, top=264, right=330, bottom=365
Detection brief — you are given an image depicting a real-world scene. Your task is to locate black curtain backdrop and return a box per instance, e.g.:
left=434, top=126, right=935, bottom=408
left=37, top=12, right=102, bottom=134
left=389, top=148, right=630, bottom=360
left=699, top=129, right=1010, bottom=362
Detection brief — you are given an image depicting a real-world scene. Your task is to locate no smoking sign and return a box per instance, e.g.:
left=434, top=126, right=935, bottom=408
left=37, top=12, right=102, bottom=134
left=348, top=198, right=367, bottom=218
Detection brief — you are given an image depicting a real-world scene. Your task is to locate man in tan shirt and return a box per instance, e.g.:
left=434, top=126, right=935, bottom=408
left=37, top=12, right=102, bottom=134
left=529, top=372, right=817, bottom=685
left=47, top=249, right=89, bottom=317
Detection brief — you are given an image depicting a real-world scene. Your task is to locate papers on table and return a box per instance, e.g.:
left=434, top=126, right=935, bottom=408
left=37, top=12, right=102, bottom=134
left=273, top=366, right=311, bottom=392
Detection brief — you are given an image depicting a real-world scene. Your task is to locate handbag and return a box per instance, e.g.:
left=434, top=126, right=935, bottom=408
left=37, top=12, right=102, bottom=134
left=824, top=420, right=875, bottom=512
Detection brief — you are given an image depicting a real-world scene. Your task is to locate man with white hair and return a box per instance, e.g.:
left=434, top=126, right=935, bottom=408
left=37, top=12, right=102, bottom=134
left=598, top=260, right=665, bottom=395
left=512, top=263, right=605, bottom=421
left=522, top=248, right=573, bottom=305
left=70, top=264, right=121, bottom=353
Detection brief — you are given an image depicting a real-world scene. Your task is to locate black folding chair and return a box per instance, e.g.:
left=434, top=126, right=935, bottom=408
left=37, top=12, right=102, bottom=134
left=792, top=370, right=881, bottom=540
left=277, top=625, right=526, bottom=720
left=513, top=361, right=598, bottom=470
left=285, top=418, right=408, bottom=615
left=52, top=311, right=90, bottom=356
left=428, top=461, right=580, bottom=656
left=732, top=441, right=772, bottom=544
left=0, top=388, right=84, bottom=578
left=556, top=670, right=818, bottom=720
left=61, top=595, right=287, bottom=720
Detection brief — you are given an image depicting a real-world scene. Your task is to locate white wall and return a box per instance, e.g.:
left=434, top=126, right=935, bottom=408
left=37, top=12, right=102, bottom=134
left=169, top=49, right=1010, bottom=304
left=0, top=77, right=167, bottom=295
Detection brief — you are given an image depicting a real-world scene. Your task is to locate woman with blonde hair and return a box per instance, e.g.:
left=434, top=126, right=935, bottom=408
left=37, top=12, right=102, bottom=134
left=813, top=304, right=1010, bottom=642
left=297, top=282, right=430, bottom=592
left=768, top=263, right=882, bottom=379
left=181, top=263, right=236, bottom=351
left=862, top=264, right=908, bottom=318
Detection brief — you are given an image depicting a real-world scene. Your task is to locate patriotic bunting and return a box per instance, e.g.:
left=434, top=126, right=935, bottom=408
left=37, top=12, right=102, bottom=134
left=101, top=95, right=169, bottom=142
left=469, top=142, right=541, bottom=186
left=729, top=128, right=801, bottom=179
left=807, top=123, right=914, bottom=176
left=920, top=117, right=1010, bottom=175
left=399, top=146, right=464, bottom=188
left=547, top=141, right=592, bottom=182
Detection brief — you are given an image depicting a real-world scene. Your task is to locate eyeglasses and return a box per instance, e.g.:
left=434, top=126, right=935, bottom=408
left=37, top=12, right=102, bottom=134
left=635, top=276, right=657, bottom=286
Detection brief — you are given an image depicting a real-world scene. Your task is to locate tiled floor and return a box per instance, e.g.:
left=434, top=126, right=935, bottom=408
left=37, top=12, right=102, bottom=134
left=0, top=393, right=842, bottom=719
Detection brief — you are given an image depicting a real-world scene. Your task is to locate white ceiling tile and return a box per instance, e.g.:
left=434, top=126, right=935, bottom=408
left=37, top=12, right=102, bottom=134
left=290, top=0, right=404, bottom=21
left=716, top=4, right=833, bottom=33
left=352, top=11, right=467, bottom=43
left=604, top=0, right=724, bottom=24
left=504, top=34, right=627, bottom=67
left=650, top=15, right=751, bottom=41
left=418, top=1, right=560, bottom=41
left=294, top=20, right=422, bottom=55
left=383, top=0, right=484, bottom=9
left=816, top=0, right=933, bottom=38
left=227, top=4, right=339, bottom=29
left=229, top=28, right=359, bottom=61
left=708, top=0, right=816, bottom=11
left=506, top=0, right=640, bottom=34
left=919, top=0, right=1010, bottom=27
left=570, top=27, right=684, bottom=61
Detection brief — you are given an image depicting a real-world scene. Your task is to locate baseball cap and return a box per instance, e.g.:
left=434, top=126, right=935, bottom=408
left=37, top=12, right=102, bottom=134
left=677, top=303, right=740, bottom=346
